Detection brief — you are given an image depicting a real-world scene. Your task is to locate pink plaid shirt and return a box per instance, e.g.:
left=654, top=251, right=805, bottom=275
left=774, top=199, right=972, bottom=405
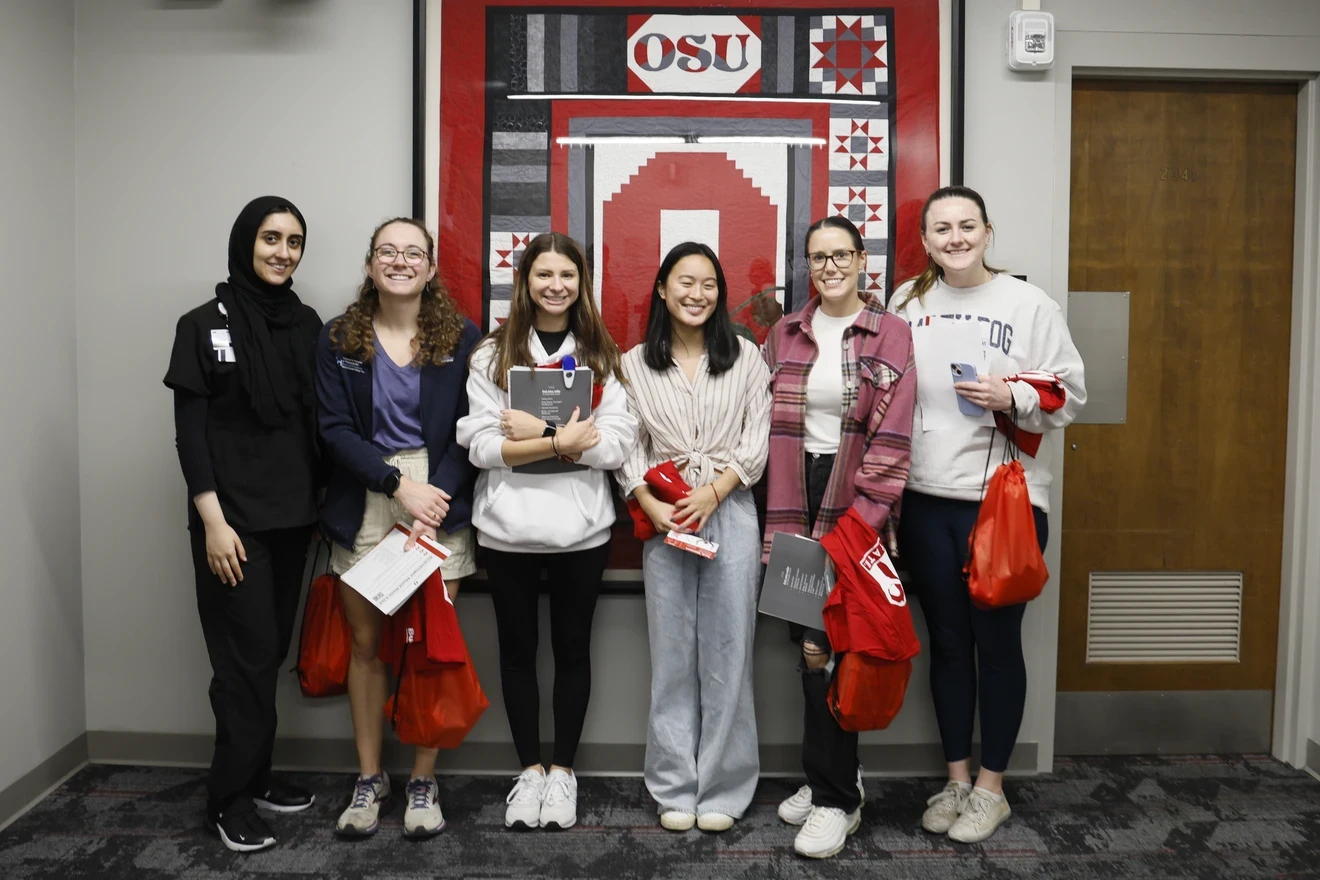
left=761, top=295, right=917, bottom=561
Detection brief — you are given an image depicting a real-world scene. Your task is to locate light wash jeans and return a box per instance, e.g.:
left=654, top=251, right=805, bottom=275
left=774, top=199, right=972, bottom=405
left=641, top=488, right=761, bottom=818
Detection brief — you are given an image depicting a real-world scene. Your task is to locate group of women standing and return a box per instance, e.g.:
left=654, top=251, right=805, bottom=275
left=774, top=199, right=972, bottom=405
left=165, top=186, right=1084, bottom=858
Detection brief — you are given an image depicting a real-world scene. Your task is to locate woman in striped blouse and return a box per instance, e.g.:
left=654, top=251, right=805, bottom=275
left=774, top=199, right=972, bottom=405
left=617, top=242, right=772, bottom=834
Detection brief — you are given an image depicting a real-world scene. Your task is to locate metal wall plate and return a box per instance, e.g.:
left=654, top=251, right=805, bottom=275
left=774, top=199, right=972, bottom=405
left=1055, top=690, right=1272, bottom=755
left=1067, top=291, right=1130, bottom=424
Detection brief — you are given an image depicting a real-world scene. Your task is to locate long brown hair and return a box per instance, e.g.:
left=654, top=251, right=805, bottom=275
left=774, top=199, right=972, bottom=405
left=327, top=217, right=466, bottom=365
left=478, top=232, right=624, bottom=391
left=893, top=185, right=1005, bottom=312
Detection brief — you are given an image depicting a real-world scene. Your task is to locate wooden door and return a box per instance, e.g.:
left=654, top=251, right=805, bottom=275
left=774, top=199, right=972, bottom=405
left=1060, top=80, right=1297, bottom=701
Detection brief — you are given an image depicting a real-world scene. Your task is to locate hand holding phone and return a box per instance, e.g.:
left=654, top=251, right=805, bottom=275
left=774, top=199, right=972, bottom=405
left=951, top=362, right=986, bottom=416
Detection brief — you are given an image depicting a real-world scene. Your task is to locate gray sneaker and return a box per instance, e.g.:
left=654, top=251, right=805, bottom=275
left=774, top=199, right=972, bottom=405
left=921, top=780, right=971, bottom=833
left=403, top=776, right=445, bottom=838
left=948, top=788, right=1011, bottom=843
left=336, top=773, right=391, bottom=838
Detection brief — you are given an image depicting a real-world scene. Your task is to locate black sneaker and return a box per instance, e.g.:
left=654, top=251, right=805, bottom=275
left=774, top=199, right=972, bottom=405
left=208, top=809, right=277, bottom=853
left=252, top=777, right=315, bottom=813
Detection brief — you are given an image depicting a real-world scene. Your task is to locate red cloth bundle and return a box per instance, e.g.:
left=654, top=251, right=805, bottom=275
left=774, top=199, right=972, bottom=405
left=626, top=460, right=692, bottom=540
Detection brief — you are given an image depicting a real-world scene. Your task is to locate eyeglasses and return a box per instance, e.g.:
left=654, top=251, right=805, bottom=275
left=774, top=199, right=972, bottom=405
left=374, top=245, right=429, bottom=265
left=807, top=250, right=859, bottom=271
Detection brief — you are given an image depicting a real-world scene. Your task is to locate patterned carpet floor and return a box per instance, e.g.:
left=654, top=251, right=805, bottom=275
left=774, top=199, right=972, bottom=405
left=2, top=755, right=1319, bottom=879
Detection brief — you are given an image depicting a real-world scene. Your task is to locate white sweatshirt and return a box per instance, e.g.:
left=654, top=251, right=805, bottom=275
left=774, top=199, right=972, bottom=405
left=891, top=274, right=1086, bottom=511
left=456, top=331, right=638, bottom=553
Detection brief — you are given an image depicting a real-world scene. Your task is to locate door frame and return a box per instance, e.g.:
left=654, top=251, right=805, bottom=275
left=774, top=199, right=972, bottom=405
left=1047, top=31, right=1320, bottom=769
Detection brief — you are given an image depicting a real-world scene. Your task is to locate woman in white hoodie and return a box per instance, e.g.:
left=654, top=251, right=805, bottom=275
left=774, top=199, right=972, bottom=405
left=456, top=232, right=636, bottom=832
left=890, top=186, right=1085, bottom=845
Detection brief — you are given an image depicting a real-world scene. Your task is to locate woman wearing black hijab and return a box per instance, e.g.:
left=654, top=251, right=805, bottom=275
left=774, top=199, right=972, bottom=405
left=164, top=196, right=323, bottom=853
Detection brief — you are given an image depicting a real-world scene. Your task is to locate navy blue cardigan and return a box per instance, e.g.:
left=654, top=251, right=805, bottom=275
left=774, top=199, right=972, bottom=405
left=315, top=316, right=482, bottom=549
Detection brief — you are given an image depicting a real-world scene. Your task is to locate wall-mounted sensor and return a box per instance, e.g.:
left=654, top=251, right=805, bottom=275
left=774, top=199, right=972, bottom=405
left=1007, top=10, right=1055, bottom=71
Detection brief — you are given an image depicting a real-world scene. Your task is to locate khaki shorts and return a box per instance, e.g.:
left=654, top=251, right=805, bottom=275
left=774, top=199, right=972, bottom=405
left=331, top=448, right=477, bottom=581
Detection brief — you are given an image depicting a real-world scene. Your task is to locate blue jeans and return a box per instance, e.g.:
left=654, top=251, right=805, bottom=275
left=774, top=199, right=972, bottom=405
left=641, top=489, right=761, bottom=818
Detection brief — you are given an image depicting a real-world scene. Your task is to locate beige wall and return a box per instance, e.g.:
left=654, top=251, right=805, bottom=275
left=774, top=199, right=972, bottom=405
left=0, top=0, right=84, bottom=794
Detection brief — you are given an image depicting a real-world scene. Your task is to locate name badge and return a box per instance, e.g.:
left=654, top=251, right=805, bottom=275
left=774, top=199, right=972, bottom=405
left=337, top=356, right=366, bottom=374
left=214, top=345, right=236, bottom=363
left=210, top=329, right=231, bottom=347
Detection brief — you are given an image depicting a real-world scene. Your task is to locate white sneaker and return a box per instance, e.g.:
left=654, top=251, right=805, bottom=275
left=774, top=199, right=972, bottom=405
left=336, top=773, right=391, bottom=838
left=778, top=786, right=815, bottom=826
left=505, top=767, right=546, bottom=830
left=402, top=776, right=445, bottom=838
left=947, top=788, right=1011, bottom=843
left=778, top=768, right=867, bottom=826
left=793, top=805, right=861, bottom=859
left=921, top=780, right=972, bottom=833
left=539, top=768, right=578, bottom=830
left=697, top=812, right=735, bottom=832
left=660, top=810, right=696, bottom=831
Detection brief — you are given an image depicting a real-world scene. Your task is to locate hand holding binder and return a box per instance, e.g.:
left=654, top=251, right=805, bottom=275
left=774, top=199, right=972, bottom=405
left=553, top=407, right=599, bottom=456
left=507, top=365, right=595, bottom=474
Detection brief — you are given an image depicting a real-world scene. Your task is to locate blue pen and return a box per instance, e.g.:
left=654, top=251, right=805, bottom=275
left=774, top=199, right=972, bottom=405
left=561, top=354, right=576, bottom=388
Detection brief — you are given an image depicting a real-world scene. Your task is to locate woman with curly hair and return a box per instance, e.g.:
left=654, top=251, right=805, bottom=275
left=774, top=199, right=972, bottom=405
left=316, top=217, right=481, bottom=840
left=456, top=231, right=637, bottom=832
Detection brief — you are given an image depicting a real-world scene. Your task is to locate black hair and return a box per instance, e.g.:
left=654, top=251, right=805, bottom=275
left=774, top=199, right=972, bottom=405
left=642, top=242, right=741, bottom=376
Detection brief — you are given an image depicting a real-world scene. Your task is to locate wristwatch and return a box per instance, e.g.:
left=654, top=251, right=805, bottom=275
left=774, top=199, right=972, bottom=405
left=382, top=469, right=402, bottom=498
left=542, top=423, right=558, bottom=438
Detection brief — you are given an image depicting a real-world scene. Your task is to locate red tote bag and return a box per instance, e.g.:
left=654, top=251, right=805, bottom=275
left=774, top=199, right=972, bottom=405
left=828, top=654, right=913, bottom=732
left=383, top=577, right=489, bottom=749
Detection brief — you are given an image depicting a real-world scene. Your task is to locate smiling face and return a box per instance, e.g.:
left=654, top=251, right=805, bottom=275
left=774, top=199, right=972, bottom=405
left=807, top=226, right=865, bottom=309
left=251, top=211, right=304, bottom=285
left=921, top=196, right=992, bottom=279
left=658, top=253, right=720, bottom=332
left=368, top=221, right=435, bottom=299
left=526, top=250, right=580, bottom=325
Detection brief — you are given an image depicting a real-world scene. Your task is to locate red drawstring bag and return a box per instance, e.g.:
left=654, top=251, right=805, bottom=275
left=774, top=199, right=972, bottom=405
left=294, top=542, right=351, bottom=698
left=964, top=402, right=1049, bottom=609
left=827, top=654, right=913, bottom=732
left=626, top=460, right=692, bottom=541
left=383, top=576, right=489, bottom=749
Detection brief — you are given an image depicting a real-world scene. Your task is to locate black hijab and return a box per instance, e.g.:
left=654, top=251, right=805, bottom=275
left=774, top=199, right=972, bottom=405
left=216, top=196, right=314, bottom=428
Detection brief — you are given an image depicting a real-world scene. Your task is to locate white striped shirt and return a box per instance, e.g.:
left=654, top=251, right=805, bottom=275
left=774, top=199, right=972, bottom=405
left=617, top=336, right=772, bottom=497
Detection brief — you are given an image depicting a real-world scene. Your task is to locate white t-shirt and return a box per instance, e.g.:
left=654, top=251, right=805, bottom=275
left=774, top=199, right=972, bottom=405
left=804, top=306, right=861, bottom=455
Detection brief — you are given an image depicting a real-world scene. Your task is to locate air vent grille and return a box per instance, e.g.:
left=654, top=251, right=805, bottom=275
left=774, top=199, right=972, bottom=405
left=1086, top=572, right=1242, bottom=663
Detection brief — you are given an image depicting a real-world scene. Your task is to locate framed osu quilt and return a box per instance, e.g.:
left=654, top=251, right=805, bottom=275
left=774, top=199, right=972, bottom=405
left=416, top=0, right=963, bottom=578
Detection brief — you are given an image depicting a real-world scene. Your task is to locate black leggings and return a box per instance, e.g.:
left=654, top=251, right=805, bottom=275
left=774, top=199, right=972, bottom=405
left=484, top=544, right=610, bottom=769
left=897, top=490, right=1048, bottom=773
left=191, top=524, right=313, bottom=815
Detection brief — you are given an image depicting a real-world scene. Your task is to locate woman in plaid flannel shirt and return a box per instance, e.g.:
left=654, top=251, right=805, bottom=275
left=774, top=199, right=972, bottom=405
left=763, top=216, right=918, bottom=859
